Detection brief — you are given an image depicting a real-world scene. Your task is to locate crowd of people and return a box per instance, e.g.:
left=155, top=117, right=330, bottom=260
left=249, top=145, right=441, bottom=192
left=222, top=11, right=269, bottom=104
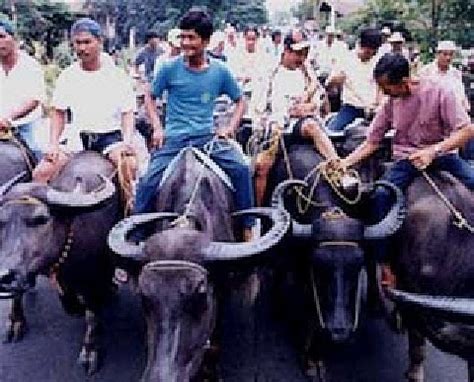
left=1, top=7, right=474, bottom=253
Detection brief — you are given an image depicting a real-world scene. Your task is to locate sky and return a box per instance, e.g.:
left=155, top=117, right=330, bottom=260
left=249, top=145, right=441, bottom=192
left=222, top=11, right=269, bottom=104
left=266, top=0, right=299, bottom=14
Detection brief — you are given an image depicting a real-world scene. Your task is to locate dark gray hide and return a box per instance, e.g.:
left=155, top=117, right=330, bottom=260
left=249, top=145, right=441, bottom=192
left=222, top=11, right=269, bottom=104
left=387, top=173, right=474, bottom=359
left=0, top=151, right=119, bottom=373
left=0, top=140, right=34, bottom=186
left=267, top=142, right=403, bottom=345
left=109, top=148, right=289, bottom=382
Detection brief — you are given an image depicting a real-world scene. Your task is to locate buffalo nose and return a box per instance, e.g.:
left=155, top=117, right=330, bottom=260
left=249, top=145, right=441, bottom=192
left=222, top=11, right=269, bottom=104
left=330, top=327, right=352, bottom=344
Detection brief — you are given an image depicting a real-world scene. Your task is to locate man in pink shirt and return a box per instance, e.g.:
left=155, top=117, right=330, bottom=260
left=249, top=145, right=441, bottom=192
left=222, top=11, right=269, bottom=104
left=342, top=53, right=474, bottom=284
left=343, top=53, right=474, bottom=189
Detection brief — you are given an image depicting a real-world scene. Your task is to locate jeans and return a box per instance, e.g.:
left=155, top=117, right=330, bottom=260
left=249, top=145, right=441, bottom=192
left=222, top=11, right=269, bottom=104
left=135, top=134, right=255, bottom=228
left=371, top=154, right=474, bottom=261
left=16, top=120, right=42, bottom=161
left=326, top=104, right=365, bottom=132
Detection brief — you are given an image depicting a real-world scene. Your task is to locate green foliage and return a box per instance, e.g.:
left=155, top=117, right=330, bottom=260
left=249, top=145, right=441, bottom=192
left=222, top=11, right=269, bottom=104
left=0, top=0, right=75, bottom=59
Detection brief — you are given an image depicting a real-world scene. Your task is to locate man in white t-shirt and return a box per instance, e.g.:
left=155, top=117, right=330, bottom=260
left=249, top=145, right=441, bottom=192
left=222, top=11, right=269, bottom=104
left=34, top=18, right=136, bottom=182
left=327, top=28, right=382, bottom=131
left=227, top=25, right=272, bottom=97
left=0, top=19, right=46, bottom=159
left=252, top=29, right=337, bottom=205
left=419, top=40, right=469, bottom=111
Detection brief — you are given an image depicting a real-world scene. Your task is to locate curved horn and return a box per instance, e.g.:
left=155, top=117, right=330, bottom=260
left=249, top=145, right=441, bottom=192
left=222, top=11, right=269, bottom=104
left=364, top=180, right=406, bottom=239
left=386, top=288, right=474, bottom=325
left=45, top=174, right=115, bottom=208
left=271, top=179, right=308, bottom=209
left=108, top=212, right=180, bottom=259
left=271, top=179, right=312, bottom=238
left=0, top=171, right=28, bottom=196
left=202, top=207, right=290, bottom=262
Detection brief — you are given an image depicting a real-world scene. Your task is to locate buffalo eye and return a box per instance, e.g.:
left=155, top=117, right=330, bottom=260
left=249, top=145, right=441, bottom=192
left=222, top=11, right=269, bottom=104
left=25, top=214, right=50, bottom=227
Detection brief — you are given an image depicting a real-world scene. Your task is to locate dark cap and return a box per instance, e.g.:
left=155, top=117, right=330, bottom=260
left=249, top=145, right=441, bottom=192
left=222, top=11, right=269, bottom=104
left=283, top=29, right=310, bottom=51
left=71, top=18, right=102, bottom=38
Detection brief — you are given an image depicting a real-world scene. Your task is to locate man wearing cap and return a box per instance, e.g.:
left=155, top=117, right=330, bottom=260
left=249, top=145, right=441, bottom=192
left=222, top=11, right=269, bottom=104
left=134, top=30, right=164, bottom=83
left=34, top=18, right=136, bottom=183
left=0, top=18, right=46, bottom=160
left=327, top=28, right=382, bottom=132
left=138, top=8, right=254, bottom=240
left=251, top=28, right=336, bottom=206
left=420, top=40, right=469, bottom=111
left=387, top=32, right=409, bottom=59
left=377, top=27, right=392, bottom=57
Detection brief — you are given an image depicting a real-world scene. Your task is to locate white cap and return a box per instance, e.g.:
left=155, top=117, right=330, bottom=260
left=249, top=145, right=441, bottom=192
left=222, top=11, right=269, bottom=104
left=388, top=32, right=405, bottom=43
left=436, top=40, right=456, bottom=52
left=167, top=28, right=181, bottom=48
left=325, top=25, right=336, bottom=34
left=381, top=27, right=391, bottom=35
left=209, top=31, right=226, bottom=50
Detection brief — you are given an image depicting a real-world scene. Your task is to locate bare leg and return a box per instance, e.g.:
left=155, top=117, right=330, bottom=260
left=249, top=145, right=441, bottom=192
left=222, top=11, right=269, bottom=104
left=301, top=120, right=338, bottom=160
left=406, top=329, right=426, bottom=382
left=254, top=151, right=275, bottom=207
left=4, top=295, right=26, bottom=343
left=78, top=309, right=100, bottom=375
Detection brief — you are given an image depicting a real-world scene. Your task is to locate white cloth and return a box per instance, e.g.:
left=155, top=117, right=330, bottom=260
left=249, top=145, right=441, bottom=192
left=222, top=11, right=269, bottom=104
left=331, top=51, right=378, bottom=109
left=419, top=61, right=468, bottom=108
left=227, top=47, right=272, bottom=94
left=311, top=40, right=347, bottom=73
left=0, top=51, right=45, bottom=125
left=253, top=65, right=324, bottom=127
left=52, top=57, right=136, bottom=134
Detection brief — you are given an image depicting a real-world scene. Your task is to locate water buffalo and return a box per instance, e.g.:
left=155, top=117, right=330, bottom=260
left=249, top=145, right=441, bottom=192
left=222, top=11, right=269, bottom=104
left=108, top=146, right=289, bottom=382
left=0, top=137, right=36, bottom=185
left=0, top=151, right=119, bottom=375
left=382, top=172, right=474, bottom=382
left=264, top=139, right=405, bottom=380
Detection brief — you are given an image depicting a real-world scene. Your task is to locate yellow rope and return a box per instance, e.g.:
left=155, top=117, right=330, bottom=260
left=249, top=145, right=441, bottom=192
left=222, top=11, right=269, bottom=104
left=421, top=170, right=474, bottom=233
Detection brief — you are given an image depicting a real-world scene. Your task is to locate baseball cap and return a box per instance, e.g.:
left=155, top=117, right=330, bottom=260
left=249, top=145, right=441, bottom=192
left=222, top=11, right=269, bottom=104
left=436, top=40, right=456, bottom=52
left=284, top=29, right=310, bottom=51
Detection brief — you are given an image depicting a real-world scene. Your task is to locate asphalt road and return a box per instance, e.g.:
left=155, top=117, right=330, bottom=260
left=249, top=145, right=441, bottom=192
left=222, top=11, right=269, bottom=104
left=0, top=276, right=466, bottom=382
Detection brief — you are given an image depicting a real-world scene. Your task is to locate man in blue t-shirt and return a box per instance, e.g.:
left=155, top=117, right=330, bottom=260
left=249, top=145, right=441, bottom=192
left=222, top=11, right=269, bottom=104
left=135, top=8, right=254, bottom=239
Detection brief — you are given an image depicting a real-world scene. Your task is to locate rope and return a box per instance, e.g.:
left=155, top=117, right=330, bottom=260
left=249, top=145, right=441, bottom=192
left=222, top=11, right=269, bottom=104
left=421, top=170, right=474, bottom=233
left=170, top=136, right=219, bottom=228
left=279, top=134, right=362, bottom=214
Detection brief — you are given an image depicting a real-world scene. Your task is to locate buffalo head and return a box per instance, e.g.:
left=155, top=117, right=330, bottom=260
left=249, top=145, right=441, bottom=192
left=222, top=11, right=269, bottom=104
left=271, top=179, right=406, bottom=342
left=0, top=174, right=115, bottom=298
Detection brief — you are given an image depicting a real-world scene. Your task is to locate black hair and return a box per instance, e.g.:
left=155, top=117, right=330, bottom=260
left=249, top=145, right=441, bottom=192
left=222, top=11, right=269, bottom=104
left=271, top=29, right=282, bottom=41
left=179, top=7, right=213, bottom=40
left=360, top=27, right=382, bottom=50
left=243, top=25, right=260, bottom=37
left=374, top=53, right=410, bottom=84
left=145, top=30, right=159, bottom=43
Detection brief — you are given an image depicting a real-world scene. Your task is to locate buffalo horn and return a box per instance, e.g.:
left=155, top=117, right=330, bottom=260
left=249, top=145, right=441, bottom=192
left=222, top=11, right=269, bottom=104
left=45, top=174, right=115, bottom=208
left=271, top=179, right=312, bottom=238
left=0, top=171, right=28, bottom=196
left=202, top=207, right=290, bottom=261
left=386, top=287, right=474, bottom=325
left=364, top=180, right=406, bottom=239
left=108, top=212, right=180, bottom=259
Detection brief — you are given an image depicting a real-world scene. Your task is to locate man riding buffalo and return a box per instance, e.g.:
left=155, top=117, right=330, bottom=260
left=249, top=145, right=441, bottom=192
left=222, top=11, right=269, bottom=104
left=341, top=52, right=474, bottom=285
left=33, top=18, right=137, bottom=203
left=251, top=28, right=336, bottom=207
left=139, top=7, right=254, bottom=240
left=0, top=18, right=46, bottom=161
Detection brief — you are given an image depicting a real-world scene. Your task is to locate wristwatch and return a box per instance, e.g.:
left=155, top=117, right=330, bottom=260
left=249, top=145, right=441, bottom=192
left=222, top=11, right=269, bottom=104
left=433, top=144, right=443, bottom=157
